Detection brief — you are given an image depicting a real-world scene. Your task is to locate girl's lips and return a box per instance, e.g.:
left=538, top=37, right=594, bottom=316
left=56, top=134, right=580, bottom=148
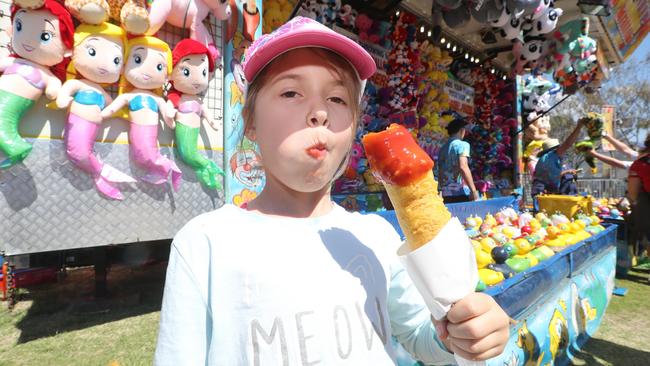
left=22, top=43, right=34, bottom=52
left=306, top=144, right=328, bottom=160
left=141, top=74, right=152, bottom=80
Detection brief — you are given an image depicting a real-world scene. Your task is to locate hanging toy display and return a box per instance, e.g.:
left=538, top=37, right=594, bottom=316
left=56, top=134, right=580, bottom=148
left=13, top=0, right=150, bottom=35
left=101, top=36, right=182, bottom=191
left=0, top=0, right=74, bottom=169
left=168, top=39, right=225, bottom=190
left=382, top=12, right=421, bottom=114
left=56, top=23, right=137, bottom=200
left=416, top=40, right=453, bottom=160
left=464, top=64, right=516, bottom=191
left=262, top=0, right=296, bottom=33
left=147, top=0, right=233, bottom=62
left=550, top=17, right=598, bottom=94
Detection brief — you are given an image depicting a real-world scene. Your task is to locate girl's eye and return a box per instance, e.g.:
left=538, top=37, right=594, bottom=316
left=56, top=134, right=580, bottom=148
left=281, top=91, right=298, bottom=98
left=134, top=55, right=142, bottom=64
left=202, top=69, right=207, bottom=77
left=157, top=63, right=164, bottom=71
left=15, top=20, right=22, bottom=32
left=182, top=67, right=190, bottom=77
left=87, top=47, right=96, bottom=57
left=113, top=57, right=121, bottom=65
left=40, top=31, right=52, bottom=44
left=329, top=96, right=347, bottom=105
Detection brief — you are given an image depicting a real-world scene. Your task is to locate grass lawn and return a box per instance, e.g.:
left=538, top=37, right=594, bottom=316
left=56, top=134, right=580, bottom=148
left=1, top=263, right=649, bottom=365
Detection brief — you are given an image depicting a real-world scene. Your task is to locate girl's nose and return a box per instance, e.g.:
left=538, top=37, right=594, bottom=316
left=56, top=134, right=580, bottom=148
left=308, top=110, right=328, bottom=127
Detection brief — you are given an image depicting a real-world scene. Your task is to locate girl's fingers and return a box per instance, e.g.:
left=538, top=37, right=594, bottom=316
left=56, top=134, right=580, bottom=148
left=446, top=308, right=506, bottom=340
left=449, top=341, right=508, bottom=362
left=447, top=326, right=508, bottom=356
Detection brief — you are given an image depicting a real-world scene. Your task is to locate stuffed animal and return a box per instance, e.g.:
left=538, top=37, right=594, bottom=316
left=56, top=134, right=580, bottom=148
left=167, top=39, right=224, bottom=190
left=101, top=36, right=182, bottom=191
left=262, top=0, right=294, bottom=33
left=500, top=13, right=524, bottom=40
left=528, top=6, right=562, bottom=36
left=147, top=0, right=233, bottom=62
left=56, top=23, right=136, bottom=199
left=0, top=0, right=74, bottom=168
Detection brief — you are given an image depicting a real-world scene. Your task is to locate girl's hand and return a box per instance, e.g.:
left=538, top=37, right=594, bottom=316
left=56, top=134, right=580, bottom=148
left=433, top=292, right=509, bottom=361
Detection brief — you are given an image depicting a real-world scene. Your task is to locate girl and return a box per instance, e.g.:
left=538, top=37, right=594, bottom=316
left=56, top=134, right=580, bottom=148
left=0, top=0, right=73, bottom=168
left=56, top=22, right=136, bottom=200
left=167, top=39, right=224, bottom=190
left=101, top=36, right=181, bottom=191
left=155, top=17, right=509, bottom=365
left=628, top=135, right=650, bottom=258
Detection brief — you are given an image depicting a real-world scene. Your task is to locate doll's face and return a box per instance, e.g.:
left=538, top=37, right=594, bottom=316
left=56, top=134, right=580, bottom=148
left=171, top=54, right=209, bottom=95
left=73, top=35, right=124, bottom=84
left=11, top=9, right=68, bottom=66
left=124, top=46, right=168, bottom=89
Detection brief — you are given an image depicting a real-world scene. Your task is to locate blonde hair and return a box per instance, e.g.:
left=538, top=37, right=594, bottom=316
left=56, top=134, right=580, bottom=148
left=118, top=36, right=173, bottom=95
left=242, top=48, right=363, bottom=181
left=67, top=22, right=127, bottom=81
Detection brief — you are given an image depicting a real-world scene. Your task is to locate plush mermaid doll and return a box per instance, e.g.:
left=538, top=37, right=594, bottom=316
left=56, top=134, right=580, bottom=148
left=0, top=0, right=73, bottom=168
left=56, top=23, right=136, bottom=200
left=101, top=36, right=181, bottom=191
left=167, top=39, right=224, bottom=190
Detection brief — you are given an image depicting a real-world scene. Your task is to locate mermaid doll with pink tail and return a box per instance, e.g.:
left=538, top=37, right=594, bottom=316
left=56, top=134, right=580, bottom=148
left=101, top=36, right=181, bottom=191
left=167, top=39, right=224, bottom=190
left=56, top=23, right=136, bottom=200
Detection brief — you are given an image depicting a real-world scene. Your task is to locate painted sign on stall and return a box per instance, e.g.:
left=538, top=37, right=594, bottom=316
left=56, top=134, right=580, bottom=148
left=604, top=0, right=650, bottom=60
left=445, top=77, right=475, bottom=117
left=601, top=105, right=616, bottom=152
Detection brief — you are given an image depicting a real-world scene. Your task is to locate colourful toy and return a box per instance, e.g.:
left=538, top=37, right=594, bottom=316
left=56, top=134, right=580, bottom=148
left=147, top=0, right=233, bottom=62
left=101, top=36, right=182, bottom=191
left=56, top=23, right=136, bottom=200
left=0, top=0, right=74, bottom=169
left=168, top=39, right=225, bottom=190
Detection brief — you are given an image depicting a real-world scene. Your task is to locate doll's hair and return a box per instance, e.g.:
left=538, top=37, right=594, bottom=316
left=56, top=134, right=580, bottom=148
left=242, top=48, right=363, bottom=181
left=118, top=36, right=173, bottom=95
left=66, top=23, right=127, bottom=81
left=11, top=0, right=74, bottom=81
left=167, top=39, right=214, bottom=108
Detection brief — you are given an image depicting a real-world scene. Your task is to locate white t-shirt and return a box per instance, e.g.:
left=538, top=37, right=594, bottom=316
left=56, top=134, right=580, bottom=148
left=154, top=204, right=456, bottom=366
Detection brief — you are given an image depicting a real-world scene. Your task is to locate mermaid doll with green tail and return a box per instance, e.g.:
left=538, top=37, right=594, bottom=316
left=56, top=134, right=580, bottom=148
left=167, top=39, right=224, bottom=190
left=0, top=0, right=74, bottom=168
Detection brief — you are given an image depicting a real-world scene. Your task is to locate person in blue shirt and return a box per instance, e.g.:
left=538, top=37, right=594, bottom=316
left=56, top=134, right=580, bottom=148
left=531, top=119, right=586, bottom=210
left=436, top=118, right=479, bottom=203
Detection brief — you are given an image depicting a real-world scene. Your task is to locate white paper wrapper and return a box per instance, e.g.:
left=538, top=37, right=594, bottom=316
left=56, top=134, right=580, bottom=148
left=397, top=217, right=484, bottom=366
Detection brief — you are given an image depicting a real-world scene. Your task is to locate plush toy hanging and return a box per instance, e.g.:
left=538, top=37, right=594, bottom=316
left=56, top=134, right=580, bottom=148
left=0, top=0, right=73, bottom=169
left=147, top=0, right=234, bottom=62
left=56, top=23, right=136, bottom=200
left=14, top=0, right=150, bottom=35
left=101, top=36, right=182, bottom=191
left=168, top=39, right=224, bottom=190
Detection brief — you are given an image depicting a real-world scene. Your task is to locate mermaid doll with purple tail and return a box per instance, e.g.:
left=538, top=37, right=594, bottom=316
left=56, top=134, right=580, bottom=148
left=101, top=36, right=181, bottom=191
left=56, top=23, right=136, bottom=200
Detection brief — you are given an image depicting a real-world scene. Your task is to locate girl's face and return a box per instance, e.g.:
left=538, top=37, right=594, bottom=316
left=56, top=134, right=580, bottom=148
left=249, top=48, right=355, bottom=193
left=11, top=9, right=68, bottom=66
left=171, top=54, right=209, bottom=95
left=125, top=46, right=168, bottom=89
left=74, top=35, right=123, bottom=84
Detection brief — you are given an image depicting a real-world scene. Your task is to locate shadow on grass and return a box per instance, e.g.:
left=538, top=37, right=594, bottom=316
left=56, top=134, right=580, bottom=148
left=13, top=260, right=168, bottom=344
left=575, top=337, right=650, bottom=365
left=619, top=272, right=649, bottom=286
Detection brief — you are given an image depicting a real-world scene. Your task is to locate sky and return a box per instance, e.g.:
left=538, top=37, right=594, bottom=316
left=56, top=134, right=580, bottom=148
left=629, top=32, right=650, bottom=64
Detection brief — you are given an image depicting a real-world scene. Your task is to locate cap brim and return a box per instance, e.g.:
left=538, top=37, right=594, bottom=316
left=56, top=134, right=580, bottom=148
left=243, top=29, right=376, bottom=83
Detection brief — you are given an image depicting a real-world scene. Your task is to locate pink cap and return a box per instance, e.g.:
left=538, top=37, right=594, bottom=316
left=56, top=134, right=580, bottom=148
left=243, top=17, right=376, bottom=83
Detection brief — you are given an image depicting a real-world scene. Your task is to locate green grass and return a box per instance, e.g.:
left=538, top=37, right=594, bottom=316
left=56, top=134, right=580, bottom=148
left=0, top=264, right=649, bottom=365
left=0, top=264, right=166, bottom=366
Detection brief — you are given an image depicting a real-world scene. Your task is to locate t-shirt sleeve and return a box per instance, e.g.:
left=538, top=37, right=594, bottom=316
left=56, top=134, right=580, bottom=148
left=373, top=217, right=455, bottom=365
left=388, top=259, right=456, bottom=365
left=454, top=141, right=471, bottom=158
left=154, top=221, right=212, bottom=366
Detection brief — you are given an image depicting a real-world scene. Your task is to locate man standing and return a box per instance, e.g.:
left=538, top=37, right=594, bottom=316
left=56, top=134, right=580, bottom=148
left=436, top=118, right=479, bottom=203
